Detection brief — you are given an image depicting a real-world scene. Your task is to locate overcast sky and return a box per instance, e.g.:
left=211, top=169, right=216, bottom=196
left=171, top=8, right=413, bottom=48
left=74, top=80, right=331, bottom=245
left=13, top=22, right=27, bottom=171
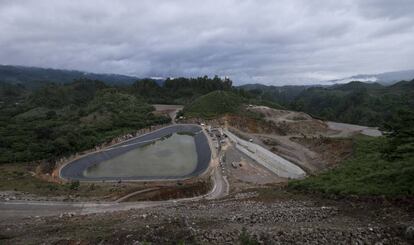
left=1, top=0, right=414, bottom=85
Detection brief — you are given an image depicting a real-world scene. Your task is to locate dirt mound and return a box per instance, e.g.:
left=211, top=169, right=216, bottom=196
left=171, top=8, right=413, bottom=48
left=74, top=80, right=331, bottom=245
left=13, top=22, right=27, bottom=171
left=278, top=120, right=328, bottom=135
left=248, top=106, right=329, bottom=135
left=226, top=115, right=287, bottom=135
left=290, top=136, right=353, bottom=167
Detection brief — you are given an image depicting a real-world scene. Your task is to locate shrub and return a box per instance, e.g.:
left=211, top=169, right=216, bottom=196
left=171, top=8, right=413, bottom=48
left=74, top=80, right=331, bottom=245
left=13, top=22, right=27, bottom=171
left=69, top=180, right=80, bottom=190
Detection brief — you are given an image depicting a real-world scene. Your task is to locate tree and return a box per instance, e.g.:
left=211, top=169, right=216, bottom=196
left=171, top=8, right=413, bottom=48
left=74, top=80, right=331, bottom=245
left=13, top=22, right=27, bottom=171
left=382, top=109, right=414, bottom=160
left=133, top=79, right=161, bottom=95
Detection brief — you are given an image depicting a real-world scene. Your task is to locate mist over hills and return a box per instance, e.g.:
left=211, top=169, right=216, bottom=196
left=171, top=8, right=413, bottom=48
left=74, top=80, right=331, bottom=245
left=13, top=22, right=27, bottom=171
left=0, top=65, right=166, bottom=88
left=2, top=64, right=414, bottom=89
left=323, top=69, right=414, bottom=86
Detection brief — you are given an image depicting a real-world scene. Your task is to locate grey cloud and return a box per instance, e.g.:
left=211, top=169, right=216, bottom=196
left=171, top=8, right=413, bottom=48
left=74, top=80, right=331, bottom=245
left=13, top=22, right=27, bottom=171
left=0, top=0, right=413, bottom=85
left=356, top=0, right=414, bottom=20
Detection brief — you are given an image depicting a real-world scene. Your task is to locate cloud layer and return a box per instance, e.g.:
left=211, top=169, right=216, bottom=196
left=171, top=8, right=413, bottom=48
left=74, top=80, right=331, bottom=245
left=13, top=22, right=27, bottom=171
left=1, top=0, right=414, bottom=85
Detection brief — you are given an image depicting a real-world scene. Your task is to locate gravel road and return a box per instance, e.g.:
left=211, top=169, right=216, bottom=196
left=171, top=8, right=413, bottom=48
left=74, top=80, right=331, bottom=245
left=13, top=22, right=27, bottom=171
left=0, top=156, right=228, bottom=220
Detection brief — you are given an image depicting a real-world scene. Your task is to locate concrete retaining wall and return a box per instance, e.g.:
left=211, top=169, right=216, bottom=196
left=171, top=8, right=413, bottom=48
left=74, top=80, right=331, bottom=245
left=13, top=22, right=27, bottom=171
left=224, top=129, right=306, bottom=179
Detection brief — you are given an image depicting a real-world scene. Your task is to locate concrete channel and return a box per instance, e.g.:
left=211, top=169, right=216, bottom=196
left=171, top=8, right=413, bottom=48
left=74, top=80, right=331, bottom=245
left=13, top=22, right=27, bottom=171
left=224, top=129, right=306, bottom=179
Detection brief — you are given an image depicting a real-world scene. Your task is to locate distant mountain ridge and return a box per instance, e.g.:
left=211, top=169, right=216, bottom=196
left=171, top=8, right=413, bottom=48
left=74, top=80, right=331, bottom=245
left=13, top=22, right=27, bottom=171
left=0, top=65, right=165, bottom=88
left=237, top=83, right=326, bottom=106
left=325, top=69, right=414, bottom=85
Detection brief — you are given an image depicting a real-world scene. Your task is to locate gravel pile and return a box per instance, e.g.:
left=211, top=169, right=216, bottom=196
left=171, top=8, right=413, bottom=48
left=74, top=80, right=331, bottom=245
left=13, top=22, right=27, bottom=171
left=1, top=195, right=412, bottom=244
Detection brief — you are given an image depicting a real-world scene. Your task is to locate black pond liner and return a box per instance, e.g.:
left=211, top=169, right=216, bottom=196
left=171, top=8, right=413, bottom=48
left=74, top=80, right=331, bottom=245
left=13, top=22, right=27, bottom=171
left=60, top=124, right=211, bottom=181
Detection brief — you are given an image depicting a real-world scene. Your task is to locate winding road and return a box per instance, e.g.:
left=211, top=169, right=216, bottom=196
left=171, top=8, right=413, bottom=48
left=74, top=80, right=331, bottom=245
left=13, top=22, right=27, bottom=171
left=0, top=126, right=229, bottom=220
left=0, top=167, right=228, bottom=220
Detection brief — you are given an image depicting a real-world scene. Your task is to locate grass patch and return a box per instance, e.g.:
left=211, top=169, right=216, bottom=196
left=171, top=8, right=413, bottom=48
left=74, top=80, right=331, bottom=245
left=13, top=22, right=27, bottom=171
left=239, top=227, right=259, bottom=245
left=288, top=136, right=414, bottom=197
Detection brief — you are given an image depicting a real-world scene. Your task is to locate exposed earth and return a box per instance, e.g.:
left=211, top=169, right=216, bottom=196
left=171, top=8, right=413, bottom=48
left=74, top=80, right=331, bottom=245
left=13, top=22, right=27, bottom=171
left=227, top=106, right=381, bottom=174
left=1, top=190, right=413, bottom=244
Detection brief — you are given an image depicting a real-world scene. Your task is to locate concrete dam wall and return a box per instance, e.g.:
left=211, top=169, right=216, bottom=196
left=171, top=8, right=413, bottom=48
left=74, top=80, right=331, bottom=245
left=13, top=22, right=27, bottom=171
left=224, top=129, right=306, bottom=179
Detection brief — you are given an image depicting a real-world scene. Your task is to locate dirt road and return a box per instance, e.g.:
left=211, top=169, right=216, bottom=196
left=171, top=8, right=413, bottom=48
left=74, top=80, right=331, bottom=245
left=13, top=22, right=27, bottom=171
left=327, top=121, right=382, bottom=137
left=0, top=160, right=228, bottom=220
left=0, top=124, right=229, bottom=220
left=152, top=104, right=183, bottom=123
left=0, top=167, right=228, bottom=220
left=2, top=190, right=412, bottom=244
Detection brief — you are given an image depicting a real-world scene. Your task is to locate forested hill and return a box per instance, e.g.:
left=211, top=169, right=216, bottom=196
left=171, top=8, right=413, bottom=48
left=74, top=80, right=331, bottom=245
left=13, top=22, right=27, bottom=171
left=238, top=84, right=316, bottom=106
left=290, top=80, right=414, bottom=127
left=183, top=90, right=245, bottom=118
left=0, top=65, right=142, bottom=88
left=241, top=80, right=414, bottom=127
left=130, top=76, right=233, bottom=104
left=0, top=76, right=234, bottom=163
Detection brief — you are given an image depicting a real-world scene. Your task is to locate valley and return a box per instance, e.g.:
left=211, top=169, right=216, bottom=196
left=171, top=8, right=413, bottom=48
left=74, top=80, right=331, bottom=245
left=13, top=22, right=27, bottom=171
left=2, top=1, right=414, bottom=243
left=0, top=72, right=413, bottom=244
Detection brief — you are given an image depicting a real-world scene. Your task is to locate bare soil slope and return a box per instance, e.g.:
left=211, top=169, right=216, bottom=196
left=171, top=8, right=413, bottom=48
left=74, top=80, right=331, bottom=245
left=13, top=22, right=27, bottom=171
left=228, top=106, right=373, bottom=173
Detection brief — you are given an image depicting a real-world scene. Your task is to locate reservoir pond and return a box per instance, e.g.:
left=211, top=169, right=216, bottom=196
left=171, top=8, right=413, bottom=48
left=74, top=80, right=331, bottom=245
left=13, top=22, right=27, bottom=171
left=83, top=133, right=198, bottom=178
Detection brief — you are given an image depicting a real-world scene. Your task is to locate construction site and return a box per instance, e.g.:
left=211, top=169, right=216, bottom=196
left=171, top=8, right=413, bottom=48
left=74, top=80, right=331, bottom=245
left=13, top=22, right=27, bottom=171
left=1, top=105, right=413, bottom=245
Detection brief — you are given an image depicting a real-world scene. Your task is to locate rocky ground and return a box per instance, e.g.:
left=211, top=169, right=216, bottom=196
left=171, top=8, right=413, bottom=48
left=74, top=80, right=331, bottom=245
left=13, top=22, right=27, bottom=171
left=223, top=145, right=285, bottom=193
left=1, top=190, right=413, bottom=244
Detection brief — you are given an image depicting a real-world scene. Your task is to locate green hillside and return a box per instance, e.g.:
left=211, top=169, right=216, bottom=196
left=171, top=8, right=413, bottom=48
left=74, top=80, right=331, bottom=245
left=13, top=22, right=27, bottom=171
left=289, top=109, right=414, bottom=197
left=238, top=83, right=311, bottom=106
left=183, top=91, right=245, bottom=119
left=240, top=80, right=414, bottom=127
left=290, top=80, right=414, bottom=127
left=0, top=80, right=170, bottom=163
left=289, top=136, right=414, bottom=197
left=132, top=76, right=233, bottom=104
left=0, top=76, right=236, bottom=163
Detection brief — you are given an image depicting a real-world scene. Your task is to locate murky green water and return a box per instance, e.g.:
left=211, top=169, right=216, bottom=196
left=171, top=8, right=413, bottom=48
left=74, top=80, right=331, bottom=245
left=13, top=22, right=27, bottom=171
left=83, top=133, right=197, bottom=178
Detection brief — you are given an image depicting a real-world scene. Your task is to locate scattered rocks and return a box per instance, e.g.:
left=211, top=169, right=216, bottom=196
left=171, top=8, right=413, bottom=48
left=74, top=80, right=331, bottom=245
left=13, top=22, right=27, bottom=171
left=404, top=226, right=414, bottom=240
left=234, top=191, right=258, bottom=199
left=0, top=192, right=410, bottom=244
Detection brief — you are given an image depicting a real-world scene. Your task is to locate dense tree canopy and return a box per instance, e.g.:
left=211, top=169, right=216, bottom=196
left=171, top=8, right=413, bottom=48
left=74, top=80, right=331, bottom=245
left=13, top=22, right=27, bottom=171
left=382, top=109, right=414, bottom=160
left=243, top=80, right=414, bottom=127
left=132, top=76, right=233, bottom=104
left=0, top=75, right=237, bottom=163
left=0, top=80, right=170, bottom=163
